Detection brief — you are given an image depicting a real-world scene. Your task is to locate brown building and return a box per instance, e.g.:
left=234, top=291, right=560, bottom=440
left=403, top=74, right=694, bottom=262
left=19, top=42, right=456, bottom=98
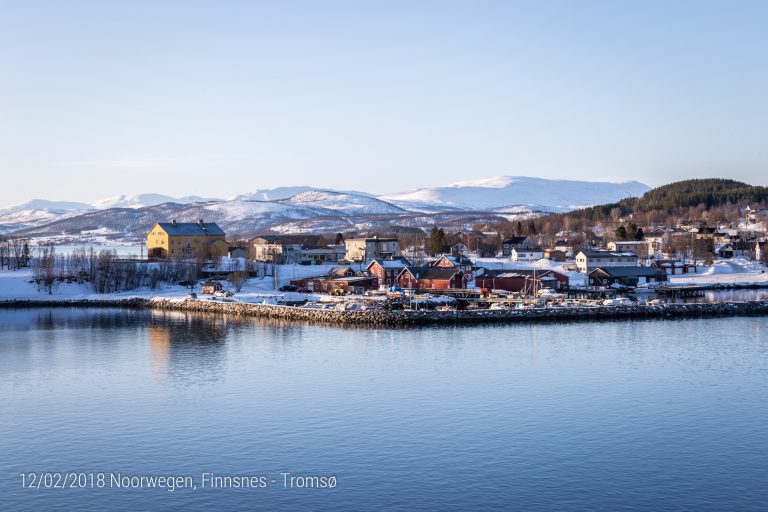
left=476, top=269, right=569, bottom=293
left=200, top=281, right=224, bottom=294
left=544, top=249, right=567, bottom=262
left=397, top=267, right=467, bottom=291
left=290, top=275, right=378, bottom=294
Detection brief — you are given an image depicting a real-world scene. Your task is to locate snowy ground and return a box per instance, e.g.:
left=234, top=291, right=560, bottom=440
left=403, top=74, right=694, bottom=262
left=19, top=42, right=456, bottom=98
left=0, top=263, right=351, bottom=303
left=668, top=258, right=768, bottom=287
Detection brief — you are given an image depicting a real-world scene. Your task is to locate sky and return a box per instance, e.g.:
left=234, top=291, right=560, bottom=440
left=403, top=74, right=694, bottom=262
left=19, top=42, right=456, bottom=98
left=1, top=0, right=767, bottom=206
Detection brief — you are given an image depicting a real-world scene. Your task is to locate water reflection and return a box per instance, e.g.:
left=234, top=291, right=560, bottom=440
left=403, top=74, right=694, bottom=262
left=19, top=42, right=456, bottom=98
left=666, top=288, right=768, bottom=304
left=146, top=310, right=236, bottom=384
left=2, top=309, right=768, bottom=511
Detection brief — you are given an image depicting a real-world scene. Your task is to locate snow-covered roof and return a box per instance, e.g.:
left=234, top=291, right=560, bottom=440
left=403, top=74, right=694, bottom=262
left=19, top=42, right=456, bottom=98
left=367, top=257, right=411, bottom=269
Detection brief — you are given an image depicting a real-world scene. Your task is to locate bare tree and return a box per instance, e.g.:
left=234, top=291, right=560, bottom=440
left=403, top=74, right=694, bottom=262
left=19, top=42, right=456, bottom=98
left=32, top=244, right=56, bottom=294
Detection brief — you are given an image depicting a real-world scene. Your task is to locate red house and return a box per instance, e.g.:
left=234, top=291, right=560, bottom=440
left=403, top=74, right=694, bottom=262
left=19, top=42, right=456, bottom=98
left=397, top=267, right=466, bottom=291
left=475, top=269, right=569, bottom=292
left=366, top=257, right=411, bottom=287
left=428, top=255, right=474, bottom=279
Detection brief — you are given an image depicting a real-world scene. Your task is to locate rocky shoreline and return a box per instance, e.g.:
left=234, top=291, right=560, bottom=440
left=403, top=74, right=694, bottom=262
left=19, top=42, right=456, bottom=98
left=2, top=297, right=768, bottom=326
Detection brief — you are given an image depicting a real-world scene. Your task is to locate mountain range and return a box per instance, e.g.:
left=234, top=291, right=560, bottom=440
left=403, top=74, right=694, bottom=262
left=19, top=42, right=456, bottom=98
left=0, top=176, right=650, bottom=239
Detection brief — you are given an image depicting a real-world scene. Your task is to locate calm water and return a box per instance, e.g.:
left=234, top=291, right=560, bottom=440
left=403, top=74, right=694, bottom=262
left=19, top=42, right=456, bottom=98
left=1, top=309, right=767, bottom=511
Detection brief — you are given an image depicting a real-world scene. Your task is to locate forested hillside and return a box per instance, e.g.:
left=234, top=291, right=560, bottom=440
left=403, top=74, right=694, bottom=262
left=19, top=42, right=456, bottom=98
left=568, top=179, right=768, bottom=221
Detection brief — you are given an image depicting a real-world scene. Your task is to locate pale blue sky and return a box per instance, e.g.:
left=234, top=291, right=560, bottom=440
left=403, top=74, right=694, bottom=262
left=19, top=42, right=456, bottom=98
left=1, top=0, right=767, bottom=205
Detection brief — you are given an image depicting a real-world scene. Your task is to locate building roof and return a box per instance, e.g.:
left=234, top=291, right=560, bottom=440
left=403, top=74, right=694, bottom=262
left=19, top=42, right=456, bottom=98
left=157, top=222, right=225, bottom=236
left=367, top=257, right=411, bottom=270
left=345, top=236, right=398, bottom=242
left=328, top=266, right=356, bottom=277
left=714, top=243, right=733, bottom=253
left=430, top=255, right=472, bottom=267
left=250, top=234, right=327, bottom=247
left=578, top=250, right=638, bottom=259
left=480, top=268, right=566, bottom=280
left=399, top=266, right=462, bottom=280
left=589, top=267, right=665, bottom=278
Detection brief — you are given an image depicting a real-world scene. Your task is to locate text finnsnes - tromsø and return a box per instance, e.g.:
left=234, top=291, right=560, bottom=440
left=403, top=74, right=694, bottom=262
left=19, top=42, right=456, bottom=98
left=19, top=472, right=337, bottom=491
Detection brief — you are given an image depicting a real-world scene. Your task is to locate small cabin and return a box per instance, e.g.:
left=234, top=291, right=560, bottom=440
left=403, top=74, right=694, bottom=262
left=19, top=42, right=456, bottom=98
left=200, top=281, right=224, bottom=294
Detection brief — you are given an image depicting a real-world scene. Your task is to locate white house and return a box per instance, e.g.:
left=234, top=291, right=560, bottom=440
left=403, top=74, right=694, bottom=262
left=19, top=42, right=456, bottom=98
left=501, top=236, right=532, bottom=256
left=643, top=228, right=670, bottom=254
left=575, top=250, right=638, bottom=274
left=511, top=247, right=544, bottom=262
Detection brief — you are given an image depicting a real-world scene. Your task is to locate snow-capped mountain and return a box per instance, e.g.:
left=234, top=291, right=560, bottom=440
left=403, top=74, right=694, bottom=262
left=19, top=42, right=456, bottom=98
left=281, top=191, right=406, bottom=215
left=0, top=200, right=94, bottom=234
left=379, top=176, right=650, bottom=213
left=1, top=199, right=93, bottom=213
left=0, top=194, right=218, bottom=233
left=231, top=187, right=372, bottom=202
left=90, top=194, right=216, bottom=210
left=3, top=176, right=650, bottom=237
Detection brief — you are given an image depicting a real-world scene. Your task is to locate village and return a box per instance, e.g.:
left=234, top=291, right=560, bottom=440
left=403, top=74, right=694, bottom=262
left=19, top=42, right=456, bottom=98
left=134, top=205, right=768, bottom=311
left=1, top=203, right=767, bottom=315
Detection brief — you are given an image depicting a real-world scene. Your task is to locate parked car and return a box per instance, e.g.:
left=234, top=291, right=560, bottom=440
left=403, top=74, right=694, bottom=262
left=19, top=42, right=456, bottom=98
left=279, top=285, right=299, bottom=292
left=213, top=290, right=234, bottom=298
left=186, top=292, right=197, bottom=300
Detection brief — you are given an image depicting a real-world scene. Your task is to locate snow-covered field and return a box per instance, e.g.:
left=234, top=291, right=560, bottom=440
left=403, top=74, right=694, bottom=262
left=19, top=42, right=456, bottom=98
left=668, top=258, right=768, bottom=287
left=0, top=263, right=350, bottom=303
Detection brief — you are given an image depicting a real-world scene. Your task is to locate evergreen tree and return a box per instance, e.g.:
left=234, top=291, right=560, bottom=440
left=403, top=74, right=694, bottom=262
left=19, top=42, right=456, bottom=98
left=428, top=227, right=447, bottom=256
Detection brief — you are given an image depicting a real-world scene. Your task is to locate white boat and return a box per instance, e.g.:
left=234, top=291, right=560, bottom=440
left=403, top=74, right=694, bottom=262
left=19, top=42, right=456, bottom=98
left=603, top=297, right=633, bottom=306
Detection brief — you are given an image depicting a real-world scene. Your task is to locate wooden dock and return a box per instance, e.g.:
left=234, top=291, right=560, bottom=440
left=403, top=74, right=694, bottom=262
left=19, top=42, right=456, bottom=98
left=655, top=286, right=706, bottom=297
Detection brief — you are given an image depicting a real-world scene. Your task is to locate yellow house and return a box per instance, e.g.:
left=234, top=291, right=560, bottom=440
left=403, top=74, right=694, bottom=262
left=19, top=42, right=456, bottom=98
left=146, top=219, right=229, bottom=259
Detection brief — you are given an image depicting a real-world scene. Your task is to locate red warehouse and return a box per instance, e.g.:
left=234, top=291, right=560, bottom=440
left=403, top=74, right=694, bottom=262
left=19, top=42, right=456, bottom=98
left=397, top=267, right=467, bottom=291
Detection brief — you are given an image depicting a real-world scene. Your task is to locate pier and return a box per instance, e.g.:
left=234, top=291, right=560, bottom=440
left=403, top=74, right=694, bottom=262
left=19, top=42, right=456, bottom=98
left=655, top=286, right=706, bottom=298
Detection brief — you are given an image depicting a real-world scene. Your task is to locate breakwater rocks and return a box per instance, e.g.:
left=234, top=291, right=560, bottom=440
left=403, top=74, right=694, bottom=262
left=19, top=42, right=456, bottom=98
left=2, top=297, right=768, bottom=327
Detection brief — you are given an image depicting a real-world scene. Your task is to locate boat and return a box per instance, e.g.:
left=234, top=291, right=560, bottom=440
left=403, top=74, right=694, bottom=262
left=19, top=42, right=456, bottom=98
left=602, top=297, right=633, bottom=306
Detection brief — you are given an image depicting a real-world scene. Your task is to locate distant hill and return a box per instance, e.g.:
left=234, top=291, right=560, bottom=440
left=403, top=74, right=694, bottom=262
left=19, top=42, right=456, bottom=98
left=379, top=176, right=650, bottom=213
left=2, top=176, right=648, bottom=235
left=568, top=179, right=768, bottom=220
